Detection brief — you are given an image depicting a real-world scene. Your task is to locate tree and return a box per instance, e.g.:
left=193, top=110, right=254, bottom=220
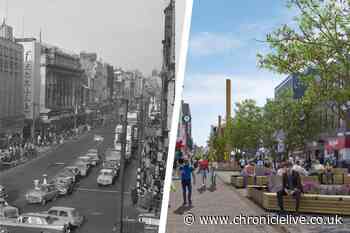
left=258, top=0, right=350, bottom=129
left=230, top=99, right=263, bottom=156
left=261, top=90, right=322, bottom=158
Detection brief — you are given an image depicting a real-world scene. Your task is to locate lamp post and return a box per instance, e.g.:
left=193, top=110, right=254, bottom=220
left=117, top=98, right=128, bottom=233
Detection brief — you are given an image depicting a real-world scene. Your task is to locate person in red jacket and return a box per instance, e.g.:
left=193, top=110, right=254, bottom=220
left=199, top=157, right=209, bottom=187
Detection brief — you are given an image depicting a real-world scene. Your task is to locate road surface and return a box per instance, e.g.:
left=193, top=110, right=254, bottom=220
left=0, top=126, right=142, bottom=233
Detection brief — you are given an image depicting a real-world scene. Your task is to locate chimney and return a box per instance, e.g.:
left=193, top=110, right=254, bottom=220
left=226, top=79, right=232, bottom=121
left=218, top=115, right=222, bottom=136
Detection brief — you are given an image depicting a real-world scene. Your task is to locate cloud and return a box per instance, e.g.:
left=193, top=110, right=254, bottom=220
left=189, top=32, right=243, bottom=56
left=183, top=72, right=285, bottom=146
left=184, top=72, right=283, bottom=108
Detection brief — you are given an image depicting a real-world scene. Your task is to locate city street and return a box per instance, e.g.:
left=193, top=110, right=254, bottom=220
left=0, top=125, right=141, bottom=233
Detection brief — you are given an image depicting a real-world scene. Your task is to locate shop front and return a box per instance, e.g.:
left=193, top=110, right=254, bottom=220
left=325, top=135, right=350, bottom=167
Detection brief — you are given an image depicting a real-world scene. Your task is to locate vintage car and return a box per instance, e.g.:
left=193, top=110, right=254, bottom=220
left=85, top=152, right=100, bottom=166
left=72, top=161, right=90, bottom=177
left=93, top=135, right=104, bottom=142
left=63, top=166, right=81, bottom=180
left=0, top=185, right=7, bottom=199
left=46, top=206, right=84, bottom=228
left=76, top=156, right=94, bottom=167
left=56, top=169, right=77, bottom=183
left=25, top=183, right=59, bottom=205
left=0, top=198, right=19, bottom=220
left=0, top=226, right=9, bottom=233
left=97, top=169, right=117, bottom=186
left=4, top=212, right=71, bottom=233
left=52, top=177, right=74, bottom=196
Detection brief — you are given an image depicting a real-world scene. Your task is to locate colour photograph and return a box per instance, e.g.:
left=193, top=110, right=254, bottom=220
left=165, top=0, right=350, bottom=233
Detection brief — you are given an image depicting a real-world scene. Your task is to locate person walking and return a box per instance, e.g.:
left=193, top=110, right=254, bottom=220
left=199, top=157, right=209, bottom=188
left=210, top=160, right=218, bottom=187
left=179, top=157, right=195, bottom=206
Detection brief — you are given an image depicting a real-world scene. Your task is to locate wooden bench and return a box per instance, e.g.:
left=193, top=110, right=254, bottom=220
left=247, top=185, right=267, bottom=206
left=262, top=192, right=350, bottom=215
left=231, top=176, right=256, bottom=188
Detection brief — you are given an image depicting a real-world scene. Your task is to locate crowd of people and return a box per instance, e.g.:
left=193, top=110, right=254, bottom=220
left=0, top=124, right=93, bottom=166
left=134, top=137, right=166, bottom=215
left=238, top=153, right=343, bottom=214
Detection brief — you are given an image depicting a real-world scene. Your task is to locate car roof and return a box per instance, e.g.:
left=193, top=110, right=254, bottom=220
left=22, top=212, right=51, bottom=217
left=78, top=156, right=90, bottom=159
left=65, top=166, right=78, bottom=169
left=49, top=206, right=75, bottom=211
left=100, top=169, right=113, bottom=172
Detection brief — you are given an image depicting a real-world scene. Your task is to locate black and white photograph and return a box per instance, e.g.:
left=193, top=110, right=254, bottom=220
left=0, top=0, right=186, bottom=232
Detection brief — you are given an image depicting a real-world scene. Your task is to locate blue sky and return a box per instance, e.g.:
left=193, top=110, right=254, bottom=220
left=183, top=0, right=298, bottom=146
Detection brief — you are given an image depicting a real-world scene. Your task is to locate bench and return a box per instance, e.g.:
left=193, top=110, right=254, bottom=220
left=231, top=176, right=255, bottom=188
left=247, top=186, right=350, bottom=215
left=231, top=175, right=268, bottom=188
left=247, top=185, right=267, bottom=206
left=263, top=192, right=350, bottom=215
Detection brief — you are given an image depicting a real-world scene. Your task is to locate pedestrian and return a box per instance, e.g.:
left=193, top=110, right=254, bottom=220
left=210, top=160, right=218, bottom=187
left=199, top=156, right=209, bottom=188
left=276, top=162, right=303, bottom=214
left=239, top=157, right=247, bottom=169
left=324, top=161, right=334, bottom=184
left=179, top=157, right=195, bottom=207
left=131, top=187, right=138, bottom=207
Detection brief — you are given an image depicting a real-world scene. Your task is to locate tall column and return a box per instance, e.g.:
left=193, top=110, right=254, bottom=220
left=226, top=79, right=231, bottom=121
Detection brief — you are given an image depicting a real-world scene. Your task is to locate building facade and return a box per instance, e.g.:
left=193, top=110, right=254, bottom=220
left=0, top=21, right=24, bottom=146
left=161, top=0, right=175, bottom=151
left=39, top=43, right=83, bottom=133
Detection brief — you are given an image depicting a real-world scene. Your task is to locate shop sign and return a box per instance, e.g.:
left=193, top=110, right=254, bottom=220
left=23, top=61, right=33, bottom=119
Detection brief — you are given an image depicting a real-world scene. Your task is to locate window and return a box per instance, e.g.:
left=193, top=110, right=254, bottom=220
left=48, top=210, right=58, bottom=216
left=59, top=211, right=68, bottom=217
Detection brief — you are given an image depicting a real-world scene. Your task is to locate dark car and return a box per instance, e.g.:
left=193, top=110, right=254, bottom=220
left=52, top=177, right=75, bottom=196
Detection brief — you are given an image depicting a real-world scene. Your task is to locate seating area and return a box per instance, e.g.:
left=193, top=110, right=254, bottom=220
left=247, top=185, right=350, bottom=215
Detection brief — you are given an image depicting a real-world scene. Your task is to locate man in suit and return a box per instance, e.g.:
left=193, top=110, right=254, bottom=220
left=277, top=162, right=303, bottom=214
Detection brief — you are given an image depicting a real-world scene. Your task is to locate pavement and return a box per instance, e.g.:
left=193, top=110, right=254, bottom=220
left=0, top=125, right=142, bottom=233
left=166, top=171, right=350, bottom=233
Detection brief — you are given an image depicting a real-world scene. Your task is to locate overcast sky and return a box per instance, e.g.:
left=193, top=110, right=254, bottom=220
left=1, top=0, right=185, bottom=76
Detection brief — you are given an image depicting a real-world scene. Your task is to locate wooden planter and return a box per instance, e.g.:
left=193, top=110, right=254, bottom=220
left=262, top=192, right=350, bottom=215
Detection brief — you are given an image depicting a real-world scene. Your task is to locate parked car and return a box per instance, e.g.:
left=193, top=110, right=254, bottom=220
left=97, top=168, right=117, bottom=186
left=0, top=185, right=7, bottom=199
left=55, top=169, right=76, bottom=183
left=52, top=177, right=75, bottom=196
left=25, top=183, right=59, bottom=205
left=0, top=226, right=9, bottom=233
left=0, top=198, right=19, bottom=220
left=63, top=166, right=81, bottom=180
left=72, top=161, right=90, bottom=177
left=93, top=135, right=104, bottom=142
left=14, top=213, right=70, bottom=233
left=76, top=156, right=94, bottom=167
left=46, top=206, right=84, bottom=228
left=85, top=152, right=100, bottom=166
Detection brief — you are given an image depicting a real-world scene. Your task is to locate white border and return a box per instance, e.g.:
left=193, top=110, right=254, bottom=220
left=158, top=0, right=193, bottom=232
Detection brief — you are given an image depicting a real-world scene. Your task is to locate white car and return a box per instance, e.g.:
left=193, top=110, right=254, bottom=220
left=73, top=161, right=89, bottom=177
left=93, top=135, right=104, bottom=142
left=85, top=152, right=100, bottom=166
left=97, top=169, right=116, bottom=186
left=46, top=206, right=84, bottom=228
left=77, top=156, right=94, bottom=167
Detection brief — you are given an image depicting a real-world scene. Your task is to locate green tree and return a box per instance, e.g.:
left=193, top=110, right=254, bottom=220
left=258, top=0, right=350, bottom=128
left=231, top=99, right=263, bottom=156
